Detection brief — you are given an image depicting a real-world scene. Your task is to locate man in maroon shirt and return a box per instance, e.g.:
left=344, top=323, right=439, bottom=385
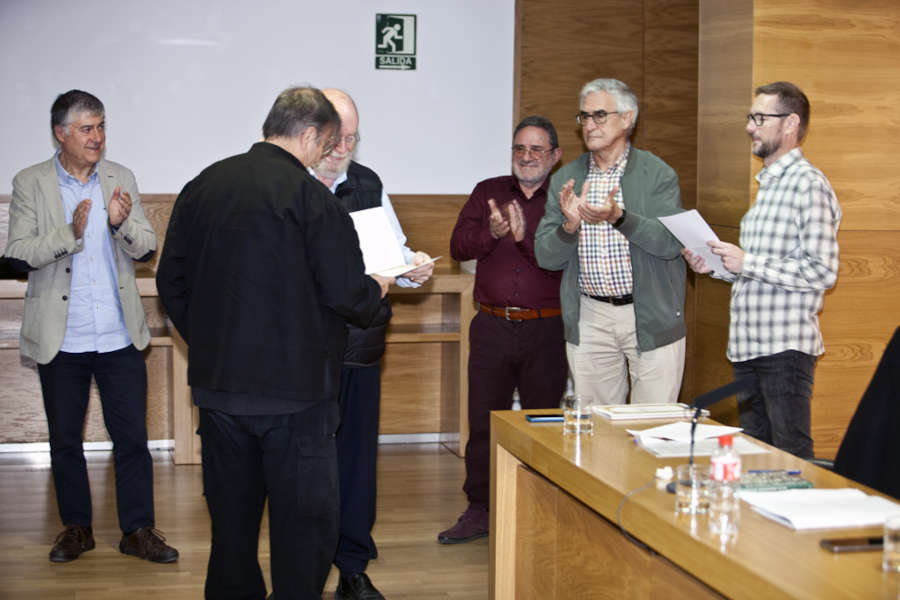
left=440, top=116, right=568, bottom=544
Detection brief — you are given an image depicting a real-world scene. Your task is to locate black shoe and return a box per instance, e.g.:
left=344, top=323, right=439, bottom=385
left=49, top=525, right=95, bottom=562
left=119, top=526, right=179, bottom=563
left=335, top=572, right=385, bottom=600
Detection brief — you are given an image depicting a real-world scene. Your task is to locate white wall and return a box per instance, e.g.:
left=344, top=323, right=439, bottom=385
left=0, top=0, right=515, bottom=194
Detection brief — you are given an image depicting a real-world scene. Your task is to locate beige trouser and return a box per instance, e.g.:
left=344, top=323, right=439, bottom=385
left=566, top=295, right=685, bottom=405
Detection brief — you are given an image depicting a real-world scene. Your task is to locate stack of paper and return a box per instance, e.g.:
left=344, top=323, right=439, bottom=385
left=627, top=422, right=769, bottom=458
left=741, top=488, right=900, bottom=530
left=593, top=403, right=709, bottom=421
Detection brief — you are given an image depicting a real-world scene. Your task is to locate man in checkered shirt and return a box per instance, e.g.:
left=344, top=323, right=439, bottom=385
left=536, top=78, right=686, bottom=406
left=684, top=81, right=841, bottom=458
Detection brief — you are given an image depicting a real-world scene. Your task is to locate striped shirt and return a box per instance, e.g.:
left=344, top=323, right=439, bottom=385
left=578, top=145, right=632, bottom=297
left=725, top=148, right=841, bottom=362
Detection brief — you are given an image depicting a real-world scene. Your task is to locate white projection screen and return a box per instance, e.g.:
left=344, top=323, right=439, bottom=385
left=0, top=0, right=515, bottom=195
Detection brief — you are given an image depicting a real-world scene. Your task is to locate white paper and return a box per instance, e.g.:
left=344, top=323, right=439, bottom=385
left=635, top=435, right=768, bottom=458
left=741, top=488, right=900, bottom=530
left=625, top=422, right=765, bottom=457
left=594, top=403, right=709, bottom=421
left=376, top=256, right=442, bottom=278
left=658, top=210, right=727, bottom=275
left=348, top=207, right=407, bottom=275
left=627, top=421, right=742, bottom=443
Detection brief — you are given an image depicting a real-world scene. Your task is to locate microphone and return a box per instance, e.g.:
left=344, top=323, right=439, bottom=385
left=687, top=376, right=758, bottom=467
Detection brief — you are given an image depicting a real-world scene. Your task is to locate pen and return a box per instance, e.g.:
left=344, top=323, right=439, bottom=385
left=747, top=469, right=802, bottom=475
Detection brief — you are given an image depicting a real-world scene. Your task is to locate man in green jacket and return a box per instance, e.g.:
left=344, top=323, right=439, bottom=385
left=535, top=78, right=686, bottom=406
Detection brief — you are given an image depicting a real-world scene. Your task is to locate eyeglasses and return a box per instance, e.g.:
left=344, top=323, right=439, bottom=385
left=576, top=110, right=621, bottom=126
left=320, top=135, right=338, bottom=157
left=339, top=132, right=360, bottom=148
left=512, top=144, right=554, bottom=157
left=746, top=113, right=790, bottom=127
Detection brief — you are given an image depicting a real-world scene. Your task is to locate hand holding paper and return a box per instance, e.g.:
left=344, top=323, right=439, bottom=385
left=403, top=251, right=436, bottom=284
left=708, top=240, right=745, bottom=274
left=349, top=206, right=441, bottom=277
left=658, top=210, right=728, bottom=275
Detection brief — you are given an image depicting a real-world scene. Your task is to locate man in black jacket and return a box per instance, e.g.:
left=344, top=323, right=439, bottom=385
left=311, top=88, right=434, bottom=600
left=156, top=86, right=390, bottom=600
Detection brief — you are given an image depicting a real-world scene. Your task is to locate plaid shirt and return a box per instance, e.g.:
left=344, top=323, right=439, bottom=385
left=724, top=148, right=841, bottom=362
left=578, top=144, right=632, bottom=297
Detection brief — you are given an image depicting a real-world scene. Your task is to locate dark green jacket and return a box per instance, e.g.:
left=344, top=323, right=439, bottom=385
left=534, top=148, right=686, bottom=351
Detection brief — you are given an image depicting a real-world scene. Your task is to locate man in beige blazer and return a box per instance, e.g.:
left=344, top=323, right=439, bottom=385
left=3, top=90, right=177, bottom=564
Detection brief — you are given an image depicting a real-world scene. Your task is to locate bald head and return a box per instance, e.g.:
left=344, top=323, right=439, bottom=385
left=314, top=89, right=361, bottom=185
left=322, top=88, right=359, bottom=131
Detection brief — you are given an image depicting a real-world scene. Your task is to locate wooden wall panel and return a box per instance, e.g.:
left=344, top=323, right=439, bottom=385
left=754, top=0, right=900, bottom=233
left=813, top=231, right=900, bottom=451
left=698, top=0, right=900, bottom=456
left=697, top=0, right=753, bottom=227
left=516, top=0, right=644, bottom=162
left=644, top=0, right=700, bottom=212
left=644, top=0, right=699, bottom=401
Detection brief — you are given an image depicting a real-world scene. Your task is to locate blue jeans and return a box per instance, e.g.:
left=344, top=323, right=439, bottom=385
left=733, top=350, right=817, bottom=458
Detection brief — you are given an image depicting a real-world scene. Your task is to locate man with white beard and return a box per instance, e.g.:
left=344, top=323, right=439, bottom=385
left=310, top=88, right=434, bottom=600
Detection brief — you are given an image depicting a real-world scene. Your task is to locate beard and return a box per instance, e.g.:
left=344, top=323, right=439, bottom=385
left=512, top=161, right=551, bottom=188
left=751, top=128, right=784, bottom=160
left=752, top=139, right=779, bottom=159
left=314, top=150, right=354, bottom=181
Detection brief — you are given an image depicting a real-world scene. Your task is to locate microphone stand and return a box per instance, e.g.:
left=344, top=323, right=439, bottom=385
left=688, top=405, right=703, bottom=467
left=687, top=376, right=758, bottom=468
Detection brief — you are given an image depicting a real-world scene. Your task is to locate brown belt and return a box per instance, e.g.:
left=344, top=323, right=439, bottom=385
left=479, top=304, right=562, bottom=321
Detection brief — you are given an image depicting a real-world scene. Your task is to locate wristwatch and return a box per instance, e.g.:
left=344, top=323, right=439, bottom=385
left=613, top=209, right=626, bottom=228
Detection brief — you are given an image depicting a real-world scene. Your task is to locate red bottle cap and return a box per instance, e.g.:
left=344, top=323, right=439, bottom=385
left=718, top=434, right=733, bottom=446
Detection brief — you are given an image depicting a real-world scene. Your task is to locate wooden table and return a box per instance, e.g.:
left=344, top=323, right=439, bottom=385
left=490, top=409, right=900, bottom=599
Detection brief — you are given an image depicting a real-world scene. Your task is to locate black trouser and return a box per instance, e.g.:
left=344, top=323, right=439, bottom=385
left=734, top=350, right=817, bottom=459
left=199, top=403, right=340, bottom=600
left=334, top=364, right=381, bottom=574
left=38, top=346, right=154, bottom=533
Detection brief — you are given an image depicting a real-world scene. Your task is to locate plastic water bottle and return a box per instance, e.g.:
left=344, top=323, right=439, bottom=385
left=708, top=434, right=741, bottom=536
left=511, top=388, right=521, bottom=411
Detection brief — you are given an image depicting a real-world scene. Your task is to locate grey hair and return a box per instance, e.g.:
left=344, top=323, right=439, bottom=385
left=51, top=90, right=105, bottom=134
left=579, top=79, right=639, bottom=134
left=262, top=86, right=340, bottom=141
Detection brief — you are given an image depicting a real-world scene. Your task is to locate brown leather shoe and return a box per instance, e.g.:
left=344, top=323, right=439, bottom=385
left=49, top=525, right=95, bottom=562
left=119, top=527, right=179, bottom=563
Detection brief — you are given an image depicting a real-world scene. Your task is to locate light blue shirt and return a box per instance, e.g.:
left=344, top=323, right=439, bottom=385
left=314, top=168, right=421, bottom=288
left=55, top=154, right=131, bottom=353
